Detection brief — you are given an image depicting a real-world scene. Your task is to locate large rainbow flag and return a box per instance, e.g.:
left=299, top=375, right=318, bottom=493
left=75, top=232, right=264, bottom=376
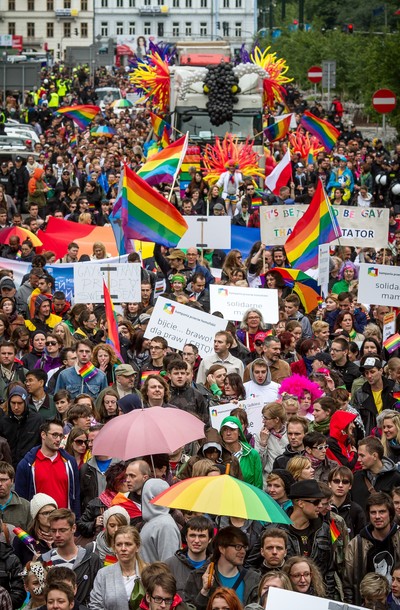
left=55, top=105, right=101, bottom=130
left=284, top=178, right=342, bottom=270
left=103, top=279, right=123, bottom=363
left=137, top=134, right=188, bottom=186
left=120, top=164, right=188, bottom=247
left=300, top=110, right=340, bottom=152
left=263, top=115, right=292, bottom=142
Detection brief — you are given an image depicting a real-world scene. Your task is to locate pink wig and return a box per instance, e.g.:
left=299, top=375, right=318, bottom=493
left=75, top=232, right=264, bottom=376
left=278, top=374, right=324, bottom=403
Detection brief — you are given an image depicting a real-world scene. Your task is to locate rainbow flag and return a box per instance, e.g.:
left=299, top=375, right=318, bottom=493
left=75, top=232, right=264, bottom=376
left=13, top=527, right=36, bottom=552
left=330, top=519, right=341, bottom=544
left=300, top=110, right=340, bottom=152
left=111, top=492, right=142, bottom=519
left=383, top=333, right=400, bottom=354
left=78, top=362, right=97, bottom=380
left=393, top=391, right=400, bottom=401
left=104, top=554, right=118, bottom=567
left=120, top=163, right=188, bottom=247
left=138, top=134, right=188, bottom=186
left=160, top=125, right=171, bottom=149
left=263, top=115, right=292, bottom=142
left=150, top=112, right=172, bottom=139
left=103, top=279, right=123, bottom=364
left=250, top=196, right=263, bottom=207
left=284, top=178, right=342, bottom=271
left=55, top=105, right=101, bottom=130
left=69, top=133, right=77, bottom=148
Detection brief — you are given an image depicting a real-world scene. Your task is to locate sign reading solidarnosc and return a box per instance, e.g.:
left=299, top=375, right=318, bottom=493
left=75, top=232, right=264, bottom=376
left=209, top=398, right=264, bottom=434
left=260, top=206, right=389, bottom=247
left=145, top=296, right=227, bottom=358
left=358, top=263, right=400, bottom=306
left=209, top=285, right=279, bottom=323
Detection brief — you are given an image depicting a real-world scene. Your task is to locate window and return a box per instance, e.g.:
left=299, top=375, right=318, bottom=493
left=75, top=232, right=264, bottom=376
left=235, top=0, right=242, bottom=6
left=157, top=22, right=164, bottom=36
left=47, top=22, right=54, bottom=37
left=81, top=0, right=88, bottom=9
left=223, top=0, right=229, bottom=7
left=27, top=0, right=34, bottom=9
left=63, top=0, right=71, bottom=7
left=222, top=21, right=229, bottom=35
left=200, top=22, right=207, bottom=36
left=101, top=0, right=108, bottom=6
left=235, top=21, right=241, bottom=36
left=173, top=0, right=179, bottom=6
left=8, top=23, right=16, bottom=35
left=27, top=22, right=35, bottom=37
left=172, top=22, right=179, bottom=36
left=81, top=22, right=88, bottom=37
left=144, top=22, right=151, bottom=35
left=101, top=21, right=108, bottom=35
left=116, top=22, right=124, bottom=34
left=185, top=22, right=191, bottom=35
left=200, top=0, right=207, bottom=7
left=129, top=21, right=135, bottom=34
left=117, top=0, right=123, bottom=6
left=63, top=22, right=71, bottom=37
left=8, top=0, right=15, bottom=9
left=185, top=0, right=192, bottom=7
left=47, top=0, right=53, bottom=9
left=129, top=0, right=135, bottom=6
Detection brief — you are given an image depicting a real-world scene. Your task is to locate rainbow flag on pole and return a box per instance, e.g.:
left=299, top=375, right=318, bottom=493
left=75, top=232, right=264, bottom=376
left=120, top=163, right=188, bottom=247
left=103, top=279, right=123, bottom=363
left=137, top=133, right=188, bottom=186
left=300, top=110, right=340, bottom=152
left=330, top=519, right=341, bottom=544
left=284, top=178, right=342, bottom=270
left=150, top=112, right=172, bottom=139
left=263, top=115, right=292, bottom=142
left=160, top=125, right=171, bottom=148
left=55, top=105, right=101, bottom=130
left=384, top=333, right=400, bottom=354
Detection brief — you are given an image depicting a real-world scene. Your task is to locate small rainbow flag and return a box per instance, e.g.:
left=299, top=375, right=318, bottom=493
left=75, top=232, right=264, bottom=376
left=149, top=112, right=172, bottom=139
left=78, top=362, right=97, bottom=381
left=300, top=110, right=340, bottom=152
left=120, top=161, right=188, bottom=247
left=285, top=178, right=342, bottom=271
left=69, top=133, right=77, bottom=148
left=160, top=125, right=171, bottom=149
left=13, top=527, right=36, bottom=549
left=104, top=554, right=118, bottom=567
left=137, top=134, right=189, bottom=186
left=103, top=279, right=123, bottom=364
left=250, top=196, right=263, bottom=207
left=330, top=519, right=341, bottom=544
left=55, top=105, right=101, bottom=131
left=263, top=115, right=292, bottom=142
left=111, top=492, right=142, bottom=518
left=383, top=333, right=400, bottom=354
left=393, top=391, right=400, bottom=401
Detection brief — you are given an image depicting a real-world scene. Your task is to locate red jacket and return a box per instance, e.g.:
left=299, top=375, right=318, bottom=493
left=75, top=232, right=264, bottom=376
left=326, top=410, right=358, bottom=471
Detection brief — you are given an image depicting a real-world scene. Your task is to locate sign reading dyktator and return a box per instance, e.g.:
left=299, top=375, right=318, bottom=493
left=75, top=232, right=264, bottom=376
left=260, top=206, right=389, bottom=247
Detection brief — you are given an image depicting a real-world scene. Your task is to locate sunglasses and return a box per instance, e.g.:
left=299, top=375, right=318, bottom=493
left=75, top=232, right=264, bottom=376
left=331, top=478, right=350, bottom=485
left=255, top=340, right=264, bottom=347
left=73, top=439, right=88, bottom=446
left=302, top=499, right=321, bottom=506
left=312, top=444, right=328, bottom=451
left=46, top=341, right=57, bottom=346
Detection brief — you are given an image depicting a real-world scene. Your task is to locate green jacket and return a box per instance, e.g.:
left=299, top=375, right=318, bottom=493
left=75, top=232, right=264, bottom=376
left=220, top=416, right=263, bottom=489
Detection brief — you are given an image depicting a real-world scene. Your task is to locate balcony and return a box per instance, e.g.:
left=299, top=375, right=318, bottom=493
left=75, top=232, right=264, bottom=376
left=24, top=37, right=44, bottom=45
left=55, top=8, right=79, bottom=19
left=138, top=5, right=169, bottom=14
left=0, top=13, right=4, bottom=21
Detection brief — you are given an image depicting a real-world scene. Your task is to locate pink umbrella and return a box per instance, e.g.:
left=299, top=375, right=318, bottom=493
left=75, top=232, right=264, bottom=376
left=92, top=407, right=205, bottom=460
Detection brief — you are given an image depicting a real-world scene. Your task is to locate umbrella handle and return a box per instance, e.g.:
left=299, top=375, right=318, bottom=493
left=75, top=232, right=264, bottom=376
left=207, top=562, right=214, bottom=589
left=225, top=463, right=231, bottom=476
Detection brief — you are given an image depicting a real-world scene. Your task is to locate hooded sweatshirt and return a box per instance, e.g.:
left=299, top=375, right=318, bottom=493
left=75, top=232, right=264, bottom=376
left=243, top=359, right=280, bottom=402
left=28, top=167, right=47, bottom=207
left=140, top=478, right=181, bottom=563
left=326, top=410, right=358, bottom=471
left=220, top=416, right=263, bottom=489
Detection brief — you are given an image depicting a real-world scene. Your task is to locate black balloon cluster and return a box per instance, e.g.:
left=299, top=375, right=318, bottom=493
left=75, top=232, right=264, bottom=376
left=203, top=62, right=240, bottom=126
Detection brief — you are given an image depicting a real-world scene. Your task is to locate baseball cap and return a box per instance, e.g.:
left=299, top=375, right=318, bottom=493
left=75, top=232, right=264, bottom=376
left=15, top=156, right=23, bottom=162
left=166, top=249, right=186, bottom=260
left=213, top=203, right=225, bottom=211
left=1, top=162, right=7, bottom=168
left=360, top=356, right=383, bottom=372
left=220, top=421, right=239, bottom=430
left=0, top=277, right=15, bottom=290
left=115, top=364, right=136, bottom=377
left=254, top=331, right=269, bottom=343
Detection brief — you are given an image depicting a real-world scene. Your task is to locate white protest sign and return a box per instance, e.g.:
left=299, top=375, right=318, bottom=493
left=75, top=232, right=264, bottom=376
left=383, top=311, right=396, bottom=342
left=358, top=263, right=400, bottom=307
left=209, top=285, right=279, bottom=323
left=267, top=586, right=364, bottom=610
left=318, top=243, right=330, bottom=287
left=209, top=398, right=264, bottom=435
left=177, top=216, right=231, bottom=249
left=144, top=296, right=227, bottom=358
left=73, top=262, right=141, bottom=303
left=260, top=205, right=389, bottom=247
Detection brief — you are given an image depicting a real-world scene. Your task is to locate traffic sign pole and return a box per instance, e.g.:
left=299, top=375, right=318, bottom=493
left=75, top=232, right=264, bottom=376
left=372, top=88, right=397, bottom=139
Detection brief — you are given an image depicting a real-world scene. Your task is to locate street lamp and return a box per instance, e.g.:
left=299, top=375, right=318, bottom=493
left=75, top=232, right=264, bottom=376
left=2, top=51, right=7, bottom=107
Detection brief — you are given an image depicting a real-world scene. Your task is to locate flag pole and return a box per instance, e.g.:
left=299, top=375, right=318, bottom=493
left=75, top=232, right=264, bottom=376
left=168, top=132, right=189, bottom=203
left=321, top=177, right=342, bottom=245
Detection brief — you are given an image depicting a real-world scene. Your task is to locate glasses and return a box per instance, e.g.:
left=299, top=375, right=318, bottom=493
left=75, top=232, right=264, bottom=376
left=150, top=346, right=163, bottom=351
left=150, top=597, right=174, bottom=606
left=330, top=348, right=344, bottom=353
left=227, top=544, right=248, bottom=551
left=73, top=439, right=88, bottom=446
left=47, top=432, right=63, bottom=439
left=312, top=444, right=328, bottom=451
left=290, top=572, right=311, bottom=580
left=39, top=509, right=55, bottom=517
left=46, top=341, right=57, bottom=346
left=255, top=340, right=264, bottom=347
left=302, top=499, right=322, bottom=506
left=331, top=478, right=351, bottom=485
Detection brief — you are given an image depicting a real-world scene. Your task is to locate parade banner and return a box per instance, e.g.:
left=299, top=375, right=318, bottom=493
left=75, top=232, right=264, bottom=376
left=260, top=206, right=389, bottom=247
left=145, top=296, right=227, bottom=358
left=209, top=284, right=279, bottom=323
left=209, top=398, right=264, bottom=434
left=358, top=263, right=400, bottom=306
left=267, top=582, right=365, bottom=610
left=73, top=263, right=141, bottom=304
left=177, top=217, right=231, bottom=250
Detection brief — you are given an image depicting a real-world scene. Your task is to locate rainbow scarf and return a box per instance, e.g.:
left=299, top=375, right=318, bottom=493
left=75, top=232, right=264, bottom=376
left=78, top=362, right=98, bottom=381
left=104, top=554, right=118, bottom=566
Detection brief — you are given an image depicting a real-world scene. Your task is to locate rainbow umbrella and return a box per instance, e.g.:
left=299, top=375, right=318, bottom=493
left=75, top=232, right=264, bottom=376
left=267, top=267, right=321, bottom=314
left=90, top=125, right=116, bottom=138
left=151, top=475, right=292, bottom=523
left=0, top=226, right=42, bottom=247
left=111, top=98, right=134, bottom=108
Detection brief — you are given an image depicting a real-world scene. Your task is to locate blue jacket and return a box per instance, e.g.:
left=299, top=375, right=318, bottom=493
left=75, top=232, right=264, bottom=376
left=325, top=307, right=368, bottom=334
left=15, top=445, right=81, bottom=517
left=55, top=365, right=107, bottom=399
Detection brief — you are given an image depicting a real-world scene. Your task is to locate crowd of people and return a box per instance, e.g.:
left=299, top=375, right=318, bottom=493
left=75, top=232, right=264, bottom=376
left=0, top=61, right=400, bottom=610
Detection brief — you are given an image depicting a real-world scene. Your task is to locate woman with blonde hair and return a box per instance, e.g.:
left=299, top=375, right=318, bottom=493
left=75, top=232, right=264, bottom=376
left=53, top=322, right=75, bottom=347
left=381, top=411, right=400, bottom=463
left=91, top=242, right=109, bottom=260
left=287, top=455, right=314, bottom=481
left=283, top=556, right=326, bottom=597
left=192, top=458, right=221, bottom=477
left=385, top=357, right=400, bottom=384
left=256, top=402, right=288, bottom=476
left=221, top=249, right=245, bottom=283
left=255, top=571, right=292, bottom=607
